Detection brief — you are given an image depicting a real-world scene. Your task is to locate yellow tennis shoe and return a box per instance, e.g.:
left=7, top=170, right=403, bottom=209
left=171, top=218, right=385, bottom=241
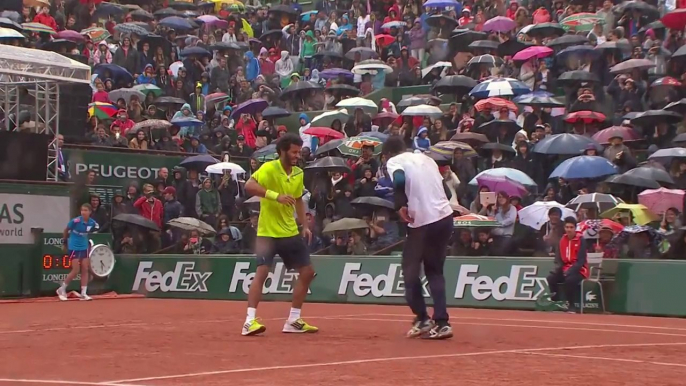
left=282, top=318, right=319, bottom=333
left=242, top=318, right=266, bottom=336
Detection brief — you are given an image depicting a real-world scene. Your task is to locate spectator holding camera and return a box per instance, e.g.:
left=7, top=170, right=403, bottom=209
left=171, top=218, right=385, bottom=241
left=134, top=183, right=164, bottom=229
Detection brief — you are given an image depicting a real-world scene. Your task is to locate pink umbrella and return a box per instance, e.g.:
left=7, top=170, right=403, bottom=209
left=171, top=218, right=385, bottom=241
left=513, top=46, right=553, bottom=62
left=197, top=15, right=228, bottom=29
left=482, top=16, right=516, bottom=33
left=638, top=188, right=685, bottom=215
left=55, top=29, right=85, bottom=43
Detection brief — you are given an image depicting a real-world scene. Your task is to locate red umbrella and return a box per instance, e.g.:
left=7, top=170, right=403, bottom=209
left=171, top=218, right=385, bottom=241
left=650, top=76, right=682, bottom=88
left=303, top=127, right=345, bottom=139
left=564, top=110, right=606, bottom=124
left=579, top=219, right=624, bottom=237
left=662, top=9, right=686, bottom=31
left=591, top=126, right=641, bottom=144
left=375, top=34, right=395, bottom=47
left=475, top=97, right=518, bottom=113
left=55, top=29, right=85, bottom=43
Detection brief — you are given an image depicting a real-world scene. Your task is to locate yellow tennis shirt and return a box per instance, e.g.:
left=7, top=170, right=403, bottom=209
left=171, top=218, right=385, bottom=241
left=251, top=160, right=304, bottom=238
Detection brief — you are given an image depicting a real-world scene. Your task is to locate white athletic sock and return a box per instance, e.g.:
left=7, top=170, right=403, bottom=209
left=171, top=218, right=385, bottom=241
left=245, top=307, right=257, bottom=324
left=59, top=283, right=66, bottom=291
left=288, top=308, right=301, bottom=322
left=81, top=286, right=88, bottom=296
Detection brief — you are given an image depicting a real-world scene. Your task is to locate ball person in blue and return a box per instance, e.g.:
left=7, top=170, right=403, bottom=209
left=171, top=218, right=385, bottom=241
left=56, top=204, right=99, bottom=301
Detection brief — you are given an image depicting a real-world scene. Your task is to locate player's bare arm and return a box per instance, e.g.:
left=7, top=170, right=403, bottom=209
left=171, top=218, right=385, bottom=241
left=245, top=177, right=295, bottom=206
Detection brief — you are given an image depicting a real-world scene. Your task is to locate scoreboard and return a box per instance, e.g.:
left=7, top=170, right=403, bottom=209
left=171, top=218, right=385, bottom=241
left=40, top=233, right=112, bottom=293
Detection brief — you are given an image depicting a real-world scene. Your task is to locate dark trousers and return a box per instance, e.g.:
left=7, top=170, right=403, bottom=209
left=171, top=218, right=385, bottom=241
left=546, top=269, right=583, bottom=307
left=402, top=215, right=453, bottom=323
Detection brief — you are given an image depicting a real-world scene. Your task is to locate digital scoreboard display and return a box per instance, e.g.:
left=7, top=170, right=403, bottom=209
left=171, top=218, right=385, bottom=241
left=43, top=254, right=73, bottom=270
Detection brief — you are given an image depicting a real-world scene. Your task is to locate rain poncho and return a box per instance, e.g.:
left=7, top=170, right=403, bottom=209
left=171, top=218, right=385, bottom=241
left=173, top=103, right=195, bottom=137
left=275, top=51, right=294, bottom=88
left=244, top=51, right=260, bottom=82
left=298, top=113, right=313, bottom=150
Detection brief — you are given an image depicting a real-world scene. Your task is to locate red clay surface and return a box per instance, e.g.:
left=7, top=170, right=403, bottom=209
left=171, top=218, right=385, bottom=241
left=2, top=299, right=686, bottom=386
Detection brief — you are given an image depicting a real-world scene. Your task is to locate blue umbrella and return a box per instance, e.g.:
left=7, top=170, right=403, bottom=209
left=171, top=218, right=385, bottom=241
left=549, top=156, right=617, bottom=180
left=231, top=99, right=269, bottom=118
left=179, top=154, right=217, bottom=170
left=159, top=16, right=194, bottom=31
left=557, top=45, right=600, bottom=63
left=319, top=68, right=354, bottom=79
left=513, top=91, right=553, bottom=103
left=469, top=78, right=531, bottom=98
left=93, top=63, right=134, bottom=85
left=424, top=0, right=461, bottom=11
left=533, top=134, right=602, bottom=155
left=180, top=46, right=211, bottom=57
left=301, top=11, right=318, bottom=22
left=469, top=167, right=536, bottom=187
left=171, top=116, right=204, bottom=127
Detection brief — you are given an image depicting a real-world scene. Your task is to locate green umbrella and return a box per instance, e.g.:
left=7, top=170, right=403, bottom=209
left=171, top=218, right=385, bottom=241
left=133, top=84, right=163, bottom=97
left=337, top=136, right=382, bottom=157
left=453, top=214, right=500, bottom=228
left=311, top=109, right=349, bottom=128
left=560, top=13, right=604, bottom=33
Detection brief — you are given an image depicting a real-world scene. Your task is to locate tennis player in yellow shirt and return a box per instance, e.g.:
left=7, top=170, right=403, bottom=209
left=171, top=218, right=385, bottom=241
left=242, top=133, right=318, bottom=336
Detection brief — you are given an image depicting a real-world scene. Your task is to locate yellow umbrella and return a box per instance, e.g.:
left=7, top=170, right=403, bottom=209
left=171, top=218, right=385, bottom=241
left=24, top=0, right=50, bottom=8
left=211, top=0, right=244, bottom=12
left=600, top=203, right=659, bottom=226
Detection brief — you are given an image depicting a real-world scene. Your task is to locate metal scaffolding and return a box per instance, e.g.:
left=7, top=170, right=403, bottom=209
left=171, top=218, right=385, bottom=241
left=0, top=45, right=91, bottom=181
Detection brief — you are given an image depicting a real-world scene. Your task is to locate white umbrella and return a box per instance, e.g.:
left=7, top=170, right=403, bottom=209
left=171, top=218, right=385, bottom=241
left=352, top=63, right=393, bottom=74
left=336, top=97, right=377, bottom=116
left=518, top=201, right=576, bottom=230
left=311, top=109, right=349, bottom=128
left=0, top=27, right=23, bottom=39
left=169, top=61, right=183, bottom=78
left=401, top=104, right=443, bottom=117
left=421, top=61, right=452, bottom=78
left=206, top=162, right=246, bottom=177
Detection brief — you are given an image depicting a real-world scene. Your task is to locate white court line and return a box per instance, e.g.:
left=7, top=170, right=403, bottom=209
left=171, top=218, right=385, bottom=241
left=0, top=380, right=142, bottom=386
left=106, top=342, right=686, bottom=384
left=321, top=317, right=686, bottom=338
left=521, top=351, right=686, bottom=369
left=364, top=313, right=686, bottom=332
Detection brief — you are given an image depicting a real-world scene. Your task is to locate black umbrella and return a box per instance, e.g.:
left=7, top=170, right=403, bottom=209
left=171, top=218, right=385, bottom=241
left=664, top=99, right=686, bottom=114
left=450, top=30, right=487, bottom=51
left=130, top=9, right=154, bottom=21
left=262, top=106, right=291, bottom=120
left=480, top=142, right=516, bottom=153
left=180, top=46, right=211, bottom=58
left=153, top=96, right=187, bottom=107
left=432, top=75, right=478, bottom=95
left=94, top=3, right=126, bottom=18
left=546, top=34, right=589, bottom=48
left=623, top=166, right=674, bottom=185
left=610, top=58, right=656, bottom=74
left=566, top=193, right=624, bottom=213
left=622, top=1, right=659, bottom=17
left=639, top=20, right=664, bottom=33
left=170, top=0, right=198, bottom=10
left=269, top=4, right=299, bottom=16
left=397, top=95, right=442, bottom=108
left=154, top=8, right=182, bottom=18
left=328, top=84, right=361, bottom=97
left=605, top=173, right=661, bottom=189
left=497, top=39, right=532, bottom=57
left=351, top=196, right=395, bottom=210
left=137, top=34, right=172, bottom=55
left=468, top=39, right=499, bottom=51
left=42, top=39, right=77, bottom=52
left=0, top=17, right=22, bottom=32
left=533, top=133, right=602, bottom=155
left=314, top=139, right=345, bottom=156
left=527, top=23, right=565, bottom=38
left=514, top=95, right=565, bottom=108
left=304, top=156, right=351, bottom=173
left=210, top=41, right=242, bottom=51
left=478, top=120, right=521, bottom=138
left=260, top=29, right=284, bottom=42
left=426, top=14, right=458, bottom=29
left=113, top=214, right=160, bottom=231
left=279, top=81, right=323, bottom=101
left=179, top=154, right=218, bottom=170
left=595, top=41, right=632, bottom=54
left=558, top=70, right=600, bottom=84
left=647, top=147, right=686, bottom=164
left=315, top=50, right=346, bottom=61
left=673, top=133, right=686, bottom=143
left=630, top=110, right=683, bottom=127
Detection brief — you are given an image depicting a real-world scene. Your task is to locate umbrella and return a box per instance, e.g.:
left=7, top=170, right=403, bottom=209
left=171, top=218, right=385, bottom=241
left=566, top=193, right=624, bottom=213
left=469, top=168, right=536, bottom=187
left=153, top=96, right=187, bottom=108
left=52, top=31, right=85, bottom=43
left=80, top=27, right=110, bottom=43
left=482, top=16, right=516, bottom=33
left=595, top=40, right=632, bottom=55
left=259, top=29, right=283, bottom=43
left=623, top=166, right=674, bottom=185
left=592, top=126, right=641, bottom=145
left=401, top=104, right=443, bottom=117
left=479, top=142, right=517, bottom=156
left=132, top=120, right=172, bottom=131
left=0, top=27, right=23, bottom=39
left=372, top=112, right=399, bottom=124
left=564, top=111, right=606, bottom=124
left=426, top=14, right=458, bottom=29
left=451, top=132, right=489, bottom=146
left=648, top=147, right=686, bottom=165
left=323, top=218, right=369, bottom=233
left=336, top=97, right=377, bottom=116
left=112, top=214, right=159, bottom=231
left=638, top=188, right=685, bottom=215
left=527, top=22, right=565, bottom=37
left=650, top=77, right=681, bottom=88
left=469, top=78, right=531, bottom=98
left=453, top=214, right=500, bottom=228
left=476, top=175, right=528, bottom=198
left=533, top=134, right=602, bottom=155
left=478, top=120, right=522, bottom=139
left=424, top=0, right=461, bottom=7
left=630, top=110, right=683, bottom=127
left=159, top=16, right=194, bottom=30
left=303, top=127, right=345, bottom=139
left=468, top=40, right=499, bottom=51
left=0, top=17, right=22, bottom=32
left=600, top=204, right=658, bottom=226
left=94, top=2, right=127, bottom=18
left=131, top=9, right=155, bottom=21
left=180, top=46, right=211, bottom=58
left=109, top=88, right=146, bottom=104
left=381, top=20, right=406, bottom=29
left=304, top=156, right=351, bottom=173
left=261, top=106, right=291, bottom=120
left=205, top=92, right=231, bottom=107
left=558, top=70, right=600, bottom=84
left=451, top=30, right=488, bottom=51
left=197, top=15, right=228, bottom=28
left=168, top=217, right=216, bottom=236
left=352, top=62, right=393, bottom=75
left=421, top=61, right=452, bottom=78
left=319, top=68, right=354, bottom=80
left=674, top=133, right=686, bottom=143
left=253, top=144, right=278, bottom=162
left=497, top=39, right=532, bottom=57
left=512, top=46, right=553, bottom=61
left=88, top=102, right=118, bottom=119
left=137, top=34, right=172, bottom=56
left=93, top=63, right=134, bottom=85
left=475, top=97, right=518, bottom=112
left=154, top=8, right=183, bottom=18
left=171, top=116, right=203, bottom=127
left=328, top=84, right=361, bottom=97
left=605, top=173, right=661, bottom=189
left=514, top=94, right=564, bottom=108
left=662, top=9, right=686, bottom=30
left=467, top=54, right=503, bottom=68
left=21, top=22, right=55, bottom=34
left=269, top=4, right=299, bottom=16
left=431, top=75, right=478, bottom=95
left=114, top=23, right=148, bottom=36
left=337, top=136, right=383, bottom=157
left=578, top=219, right=625, bottom=239
left=311, top=109, right=349, bottom=127
left=170, top=0, right=199, bottom=10
left=351, top=196, right=394, bottom=211
left=549, top=156, right=617, bottom=180
left=179, top=154, right=218, bottom=170
left=279, top=81, right=323, bottom=101
left=211, top=41, right=243, bottom=51
left=427, top=141, right=477, bottom=161
left=519, top=201, right=576, bottom=230
left=231, top=99, right=269, bottom=118
left=314, top=139, right=345, bottom=156
left=557, top=45, right=600, bottom=63
left=610, top=58, right=656, bottom=74
left=206, top=162, right=246, bottom=176
left=560, top=13, right=605, bottom=32
left=375, top=34, right=395, bottom=47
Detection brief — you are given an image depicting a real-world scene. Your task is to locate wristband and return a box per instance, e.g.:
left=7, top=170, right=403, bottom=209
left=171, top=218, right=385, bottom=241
left=265, top=190, right=279, bottom=201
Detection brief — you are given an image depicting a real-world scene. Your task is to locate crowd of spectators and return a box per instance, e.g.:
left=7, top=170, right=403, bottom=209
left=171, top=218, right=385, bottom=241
left=3, top=0, right=686, bottom=259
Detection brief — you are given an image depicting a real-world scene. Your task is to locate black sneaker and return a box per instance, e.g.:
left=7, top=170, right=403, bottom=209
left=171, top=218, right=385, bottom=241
left=422, top=322, right=453, bottom=340
left=406, top=318, right=434, bottom=338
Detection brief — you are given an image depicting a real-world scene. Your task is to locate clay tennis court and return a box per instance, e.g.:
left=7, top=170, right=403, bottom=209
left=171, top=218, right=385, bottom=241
left=2, top=298, right=686, bottom=386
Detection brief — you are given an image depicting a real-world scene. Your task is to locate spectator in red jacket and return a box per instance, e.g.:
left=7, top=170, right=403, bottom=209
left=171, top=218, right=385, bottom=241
left=547, top=217, right=589, bottom=313
left=235, top=114, right=257, bottom=148
left=110, top=109, right=135, bottom=135
left=33, top=7, right=58, bottom=32
left=134, top=184, right=164, bottom=229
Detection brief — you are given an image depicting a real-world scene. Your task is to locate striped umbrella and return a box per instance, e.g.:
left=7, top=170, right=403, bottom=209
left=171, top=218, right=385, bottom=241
left=81, top=27, right=110, bottom=43
left=430, top=141, right=476, bottom=157
left=560, top=13, right=605, bottom=32
left=21, top=22, right=55, bottom=34
left=88, top=102, right=118, bottom=119
left=453, top=214, right=500, bottom=228
left=114, top=22, right=149, bottom=36
left=475, top=97, right=518, bottom=113
left=0, top=27, right=24, bottom=39
left=469, top=78, right=531, bottom=98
